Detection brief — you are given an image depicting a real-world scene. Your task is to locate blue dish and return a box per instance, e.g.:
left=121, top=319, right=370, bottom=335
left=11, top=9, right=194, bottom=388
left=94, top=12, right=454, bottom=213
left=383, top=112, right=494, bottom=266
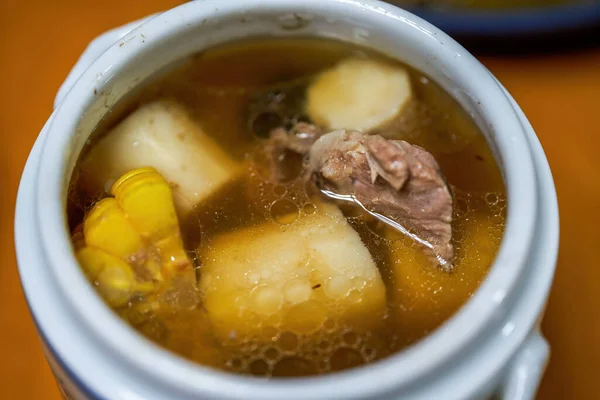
left=400, top=2, right=600, bottom=36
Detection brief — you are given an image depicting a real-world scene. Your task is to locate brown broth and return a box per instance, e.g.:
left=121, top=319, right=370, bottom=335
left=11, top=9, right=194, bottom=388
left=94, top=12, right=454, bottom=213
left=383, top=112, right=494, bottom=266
left=68, top=38, right=506, bottom=377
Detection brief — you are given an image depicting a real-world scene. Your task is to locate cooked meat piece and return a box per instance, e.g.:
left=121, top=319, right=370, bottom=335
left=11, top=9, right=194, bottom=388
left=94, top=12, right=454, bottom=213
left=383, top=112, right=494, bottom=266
left=266, top=122, right=323, bottom=182
left=270, top=122, right=323, bottom=155
left=308, top=130, right=454, bottom=268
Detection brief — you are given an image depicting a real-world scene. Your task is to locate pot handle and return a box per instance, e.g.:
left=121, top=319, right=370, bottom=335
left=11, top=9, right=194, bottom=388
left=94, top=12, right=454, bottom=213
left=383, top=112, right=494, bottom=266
left=54, top=14, right=157, bottom=110
left=499, top=330, right=549, bottom=400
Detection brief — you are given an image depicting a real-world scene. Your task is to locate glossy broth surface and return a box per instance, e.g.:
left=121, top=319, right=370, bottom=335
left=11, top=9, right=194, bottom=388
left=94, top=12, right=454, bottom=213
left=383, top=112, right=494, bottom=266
left=68, top=38, right=506, bottom=377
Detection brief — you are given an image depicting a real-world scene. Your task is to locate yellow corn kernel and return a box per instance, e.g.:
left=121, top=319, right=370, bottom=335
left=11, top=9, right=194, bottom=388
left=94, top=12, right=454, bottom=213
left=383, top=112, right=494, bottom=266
left=111, top=167, right=191, bottom=276
left=76, top=246, right=153, bottom=307
left=111, top=167, right=179, bottom=239
left=83, top=197, right=145, bottom=261
left=153, top=236, right=191, bottom=277
left=145, top=258, right=164, bottom=283
left=72, top=224, right=86, bottom=251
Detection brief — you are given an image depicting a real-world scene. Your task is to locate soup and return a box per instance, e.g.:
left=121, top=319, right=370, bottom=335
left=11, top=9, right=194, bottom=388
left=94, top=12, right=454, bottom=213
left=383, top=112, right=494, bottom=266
left=67, top=38, right=505, bottom=377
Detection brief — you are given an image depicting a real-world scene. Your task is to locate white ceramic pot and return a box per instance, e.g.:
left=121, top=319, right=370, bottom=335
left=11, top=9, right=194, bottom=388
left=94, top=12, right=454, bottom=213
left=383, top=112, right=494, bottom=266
left=15, top=1, right=559, bottom=399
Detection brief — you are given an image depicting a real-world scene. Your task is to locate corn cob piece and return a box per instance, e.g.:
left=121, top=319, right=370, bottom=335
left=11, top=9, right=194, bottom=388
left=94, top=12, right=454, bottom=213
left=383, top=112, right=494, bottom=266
left=74, top=167, right=193, bottom=307
left=83, top=197, right=145, bottom=260
left=76, top=247, right=153, bottom=307
left=111, top=167, right=191, bottom=278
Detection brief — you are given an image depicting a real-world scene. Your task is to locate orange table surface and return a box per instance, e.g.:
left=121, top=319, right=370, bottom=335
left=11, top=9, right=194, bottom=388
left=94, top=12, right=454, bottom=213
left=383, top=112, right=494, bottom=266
left=1, top=1, right=598, bottom=399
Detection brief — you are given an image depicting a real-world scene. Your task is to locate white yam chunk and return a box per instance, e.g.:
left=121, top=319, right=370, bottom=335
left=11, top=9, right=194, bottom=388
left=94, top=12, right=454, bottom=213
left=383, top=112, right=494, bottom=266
left=307, top=58, right=412, bottom=132
left=199, top=202, right=386, bottom=339
left=78, top=99, right=240, bottom=219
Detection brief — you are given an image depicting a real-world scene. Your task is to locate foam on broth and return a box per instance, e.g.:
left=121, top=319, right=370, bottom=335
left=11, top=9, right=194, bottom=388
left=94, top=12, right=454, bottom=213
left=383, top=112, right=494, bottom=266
left=67, top=38, right=506, bottom=377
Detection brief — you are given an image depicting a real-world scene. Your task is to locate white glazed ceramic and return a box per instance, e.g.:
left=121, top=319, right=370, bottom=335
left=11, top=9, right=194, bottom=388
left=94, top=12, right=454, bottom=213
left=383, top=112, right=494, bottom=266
left=15, top=1, right=559, bottom=399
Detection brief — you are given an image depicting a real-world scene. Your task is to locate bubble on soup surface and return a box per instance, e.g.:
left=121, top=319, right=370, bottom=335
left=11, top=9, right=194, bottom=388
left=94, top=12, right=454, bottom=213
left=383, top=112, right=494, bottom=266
left=454, top=196, right=469, bottom=218
left=361, top=346, right=376, bottom=360
left=330, top=347, right=365, bottom=371
left=270, top=199, right=299, bottom=224
left=272, top=357, right=317, bottom=377
left=342, top=331, right=359, bottom=346
left=331, top=334, right=343, bottom=347
left=250, top=346, right=262, bottom=357
left=318, top=339, right=331, bottom=351
left=260, top=325, right=280, bottom=342
left=273, top=184, right=287, bottom=197
left=302, top=202, right=316, bottom=216
left=485, top=192, right=499, bottom=206
left=241, top=339, right=259, bottom=353
left=283, top=300, right=327, bottom=334
left=323, top=318, right=337, bottom=333
left=263, top=347, right=281, bottom=362
left=347, top=290, right=362, bottom=304
left=277, top=331, right=299, bottom=353
left=249, top=359, right=270, bottom=376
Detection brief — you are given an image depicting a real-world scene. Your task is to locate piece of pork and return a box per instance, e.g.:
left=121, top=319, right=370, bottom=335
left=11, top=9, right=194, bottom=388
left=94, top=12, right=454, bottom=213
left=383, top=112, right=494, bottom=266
left=266, top=122, right=323, bottom=181
left=308, top=130, right=454, bottom=268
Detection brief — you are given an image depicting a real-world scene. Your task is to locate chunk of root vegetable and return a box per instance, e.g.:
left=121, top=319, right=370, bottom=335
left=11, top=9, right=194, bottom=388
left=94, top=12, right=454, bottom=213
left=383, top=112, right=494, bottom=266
left=385, top=209, right=502, bottom=331
left=199, top=201, right=387, bottom=340
left=306, top=58, right=412, bottom=132
left=78, top=99, right=240, bottom=219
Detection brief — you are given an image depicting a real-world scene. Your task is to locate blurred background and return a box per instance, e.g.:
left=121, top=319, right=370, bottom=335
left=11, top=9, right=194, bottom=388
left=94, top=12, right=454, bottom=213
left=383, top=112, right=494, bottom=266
left=1, top=0, right=598, bottom=398
left=389, top=0, right=600, bottom=53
